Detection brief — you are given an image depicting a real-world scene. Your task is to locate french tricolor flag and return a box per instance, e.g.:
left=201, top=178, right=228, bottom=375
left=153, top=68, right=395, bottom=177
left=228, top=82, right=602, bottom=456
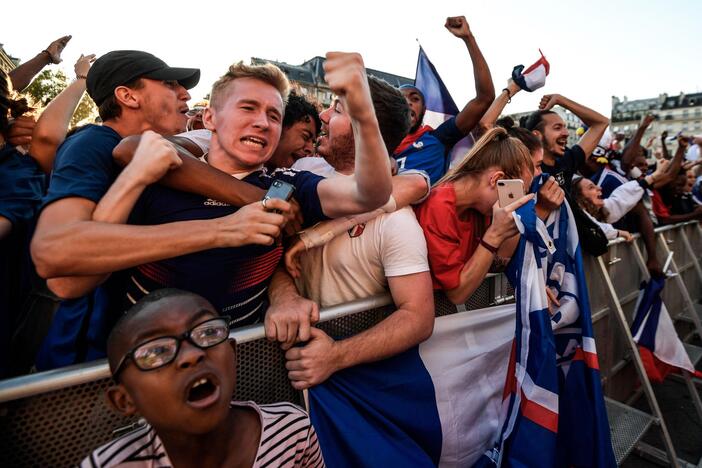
left=414, top=46, right=475, bottom=167
left=477, top=175, right=616, bottom=468
left=512, top=50, right=550, bottom=93
left=309, top=303, right=516, bottom=467
left=631, top=276, right=701, bottom=382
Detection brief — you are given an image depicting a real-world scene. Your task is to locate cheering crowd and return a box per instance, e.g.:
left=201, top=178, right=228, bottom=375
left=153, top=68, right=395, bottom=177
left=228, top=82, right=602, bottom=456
left=2, top=15, right=702, bottom=467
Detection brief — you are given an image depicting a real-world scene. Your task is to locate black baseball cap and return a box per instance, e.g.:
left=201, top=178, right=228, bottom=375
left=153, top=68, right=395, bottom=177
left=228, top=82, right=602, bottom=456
left=87, top=50, right=200, bottom=106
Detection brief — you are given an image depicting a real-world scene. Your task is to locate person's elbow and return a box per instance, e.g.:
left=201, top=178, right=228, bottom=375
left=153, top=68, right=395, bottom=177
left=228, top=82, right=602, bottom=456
left=445, top=287, right=466, bottom=305
left=358, top=184, right=392, bottom=211
left=31, top=232, right=69, bottom=278
left=47, top=277, right=89, bottom=300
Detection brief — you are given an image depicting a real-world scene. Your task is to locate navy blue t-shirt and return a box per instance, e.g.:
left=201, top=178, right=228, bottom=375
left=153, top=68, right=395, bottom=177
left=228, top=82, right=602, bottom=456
left=393, top=117, right=465, bottom=184
left=42, top=124, right=122, bottom=207
left=0, top=146, right=46, bottom=228
left=36, top=124, right=124, bottom=371
left=0, top=145, right=47, bottom=376
left=125, top=167, right=328, bottom=326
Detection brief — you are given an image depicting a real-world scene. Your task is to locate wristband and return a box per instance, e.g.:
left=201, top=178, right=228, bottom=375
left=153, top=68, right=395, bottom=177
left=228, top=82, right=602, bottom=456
left=480, top=238, right=499, bottom=255
left=502, top=88, right=512, bottom=104
left=76, top=74, right=88, bottom=80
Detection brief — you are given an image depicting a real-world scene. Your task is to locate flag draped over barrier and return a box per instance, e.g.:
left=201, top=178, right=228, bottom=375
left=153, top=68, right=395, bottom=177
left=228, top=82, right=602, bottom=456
left=631, top=276, right=700, bottom=382
left=413, top=46, right=474, bottom=167
left=478, top=175, right=616, bottom=467
left=309, top=304, right=516, bottom=467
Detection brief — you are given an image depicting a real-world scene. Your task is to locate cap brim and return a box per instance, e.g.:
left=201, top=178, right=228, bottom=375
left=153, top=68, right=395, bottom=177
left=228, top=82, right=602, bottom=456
left=144, top=67, right=201, bottom=89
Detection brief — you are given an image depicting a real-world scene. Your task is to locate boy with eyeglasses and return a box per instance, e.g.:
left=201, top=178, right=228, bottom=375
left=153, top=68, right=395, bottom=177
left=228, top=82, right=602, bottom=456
left=81, top=288, right=324, bottom=467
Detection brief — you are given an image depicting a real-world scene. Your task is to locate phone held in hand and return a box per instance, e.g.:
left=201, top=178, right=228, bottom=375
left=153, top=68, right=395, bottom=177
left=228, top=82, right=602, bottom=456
left=497, top=179, right=524, bottom=208
left=263, top=180, right=295, bottom=212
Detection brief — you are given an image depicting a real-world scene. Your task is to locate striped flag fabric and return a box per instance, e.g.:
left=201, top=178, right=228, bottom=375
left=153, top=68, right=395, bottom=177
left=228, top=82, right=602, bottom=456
left=478, top=175, right=616, bottom=467
left=511, top=51, right=550, bottom=92
left=308, top=303, right=516, bottom=467
left=414, top=46, right=475, bottom=168
left=631, top=276, right=700, bottom=382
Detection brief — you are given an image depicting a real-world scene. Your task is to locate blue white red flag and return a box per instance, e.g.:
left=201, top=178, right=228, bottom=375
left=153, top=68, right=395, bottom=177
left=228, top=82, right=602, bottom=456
left=631, top=276, right=699, bottom=382
left=309, top=304, right=516, bottom=467
left=511, top=51, right=550, bottom=92
left=477, top=175, right=616, bottom=467
left=413, top=46, right=474, bottom=168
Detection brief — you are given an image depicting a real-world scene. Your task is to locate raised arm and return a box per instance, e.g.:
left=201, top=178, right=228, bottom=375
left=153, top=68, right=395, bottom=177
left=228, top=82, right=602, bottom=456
left=479, top=80, right=521, bottom=134
left=621, top=114, right=654, bottom=174
left=539, top=94, right=609, bottom=156
left=317, top=52, right=393, bottom=217
left=29, top=54, right=95, bottom=173
left=445, top=16, right=495, bottom=135
left=653, top=136, right=687, bottom=188
left=9, top=35, right=71, bottom=91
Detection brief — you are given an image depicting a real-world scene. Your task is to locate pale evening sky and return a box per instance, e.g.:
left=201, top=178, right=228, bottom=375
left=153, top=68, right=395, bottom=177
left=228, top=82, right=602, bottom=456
left=4, top=0, right=701, bottom=116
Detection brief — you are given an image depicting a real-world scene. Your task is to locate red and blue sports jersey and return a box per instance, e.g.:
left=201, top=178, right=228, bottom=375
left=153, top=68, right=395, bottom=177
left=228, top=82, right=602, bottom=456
left=392, top=117, right=465, bottom=185
left=125, top=168, right=328, bottom=326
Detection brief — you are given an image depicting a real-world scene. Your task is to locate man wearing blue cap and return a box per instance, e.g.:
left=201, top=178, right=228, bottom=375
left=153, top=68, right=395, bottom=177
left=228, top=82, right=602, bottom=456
left=394, top=16, right=494, bottom=184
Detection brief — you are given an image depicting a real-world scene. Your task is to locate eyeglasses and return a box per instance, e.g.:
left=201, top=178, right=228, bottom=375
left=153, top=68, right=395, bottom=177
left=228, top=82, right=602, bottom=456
left=112, top=317, right=230, bottom=380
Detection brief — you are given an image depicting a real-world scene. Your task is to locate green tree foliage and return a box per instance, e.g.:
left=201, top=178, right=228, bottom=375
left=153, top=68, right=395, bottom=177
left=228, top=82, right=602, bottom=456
left=23, top=69, right=97, bottom=126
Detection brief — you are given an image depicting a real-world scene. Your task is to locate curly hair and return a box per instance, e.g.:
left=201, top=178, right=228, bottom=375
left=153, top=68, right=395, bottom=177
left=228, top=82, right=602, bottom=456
left=0, top=69, right=33, bottom=137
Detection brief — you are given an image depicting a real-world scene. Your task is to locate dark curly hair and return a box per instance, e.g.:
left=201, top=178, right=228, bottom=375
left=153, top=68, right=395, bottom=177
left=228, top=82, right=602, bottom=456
left=0, top=69, right=33, bottom=138
left=283, top=91, right=321, bottom=134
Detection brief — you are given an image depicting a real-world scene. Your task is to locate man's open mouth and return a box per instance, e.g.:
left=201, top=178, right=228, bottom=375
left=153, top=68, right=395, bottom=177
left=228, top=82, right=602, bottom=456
left=241, top=136, right=266, bottom=148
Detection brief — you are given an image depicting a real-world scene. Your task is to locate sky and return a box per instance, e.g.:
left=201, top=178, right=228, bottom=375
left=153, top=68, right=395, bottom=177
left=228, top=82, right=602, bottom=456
left=3, top=0, right=701, bottom=116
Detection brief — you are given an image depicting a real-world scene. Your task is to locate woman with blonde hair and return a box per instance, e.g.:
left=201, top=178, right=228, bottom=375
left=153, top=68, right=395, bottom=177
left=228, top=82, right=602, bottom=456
left=415, top=127, right=534, bottom=304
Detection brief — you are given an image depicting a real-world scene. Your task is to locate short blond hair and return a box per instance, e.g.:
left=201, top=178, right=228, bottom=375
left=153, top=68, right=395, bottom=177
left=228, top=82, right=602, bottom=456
left=210, top=62, right=290, bottom=110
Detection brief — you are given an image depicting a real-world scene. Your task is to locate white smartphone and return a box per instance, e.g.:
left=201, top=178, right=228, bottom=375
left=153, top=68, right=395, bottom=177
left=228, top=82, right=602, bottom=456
left=497, top=179, right=525, bottom=207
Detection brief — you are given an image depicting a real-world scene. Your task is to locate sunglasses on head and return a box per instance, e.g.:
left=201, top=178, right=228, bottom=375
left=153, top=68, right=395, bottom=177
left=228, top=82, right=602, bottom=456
left=112, top=317, right=230, bottom=381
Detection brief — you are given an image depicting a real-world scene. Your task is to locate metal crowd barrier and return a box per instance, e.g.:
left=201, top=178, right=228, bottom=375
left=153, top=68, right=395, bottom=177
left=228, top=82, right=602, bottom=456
left=0, top=222, right=700, bottom=467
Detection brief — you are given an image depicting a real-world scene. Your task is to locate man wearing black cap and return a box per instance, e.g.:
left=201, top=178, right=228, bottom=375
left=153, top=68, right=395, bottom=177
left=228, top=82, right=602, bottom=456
left=30, top=51, right=286, bottom=370
left=394, top=16, right=494, bottom=184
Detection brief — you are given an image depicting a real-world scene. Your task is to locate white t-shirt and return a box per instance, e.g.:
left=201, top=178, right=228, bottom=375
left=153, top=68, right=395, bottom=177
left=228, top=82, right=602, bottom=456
left=292, top=157, right=338, bottom=177
left=176, top=129, right=212, bottom=154
left=296, top=206, right=429, bottom=308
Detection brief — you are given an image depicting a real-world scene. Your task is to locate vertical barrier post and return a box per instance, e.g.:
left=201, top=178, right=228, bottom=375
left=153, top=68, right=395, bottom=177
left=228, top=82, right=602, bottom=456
left=596, top=256, right=680, bottom=467
left=680, top=229, right=702, bottom=289
left=658, top=232, right=702, bottom=339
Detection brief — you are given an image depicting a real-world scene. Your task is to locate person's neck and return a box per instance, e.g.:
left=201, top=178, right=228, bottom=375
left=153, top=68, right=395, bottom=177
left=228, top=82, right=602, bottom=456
left=208, top=139, right=262, bottom=176
left=452, top=177, right=481, bottom=215
left=542, top=149, right=557, bottom=167
left=324, top=151, right=355, bottom=175
left=104, top=119, right=156, bottom=138
left=157, top=406, right=259, bottom=468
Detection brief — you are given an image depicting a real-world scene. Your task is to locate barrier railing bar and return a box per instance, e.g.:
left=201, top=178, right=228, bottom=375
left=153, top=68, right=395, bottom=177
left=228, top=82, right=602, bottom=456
left=0, top=293, right=394, bottom=403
